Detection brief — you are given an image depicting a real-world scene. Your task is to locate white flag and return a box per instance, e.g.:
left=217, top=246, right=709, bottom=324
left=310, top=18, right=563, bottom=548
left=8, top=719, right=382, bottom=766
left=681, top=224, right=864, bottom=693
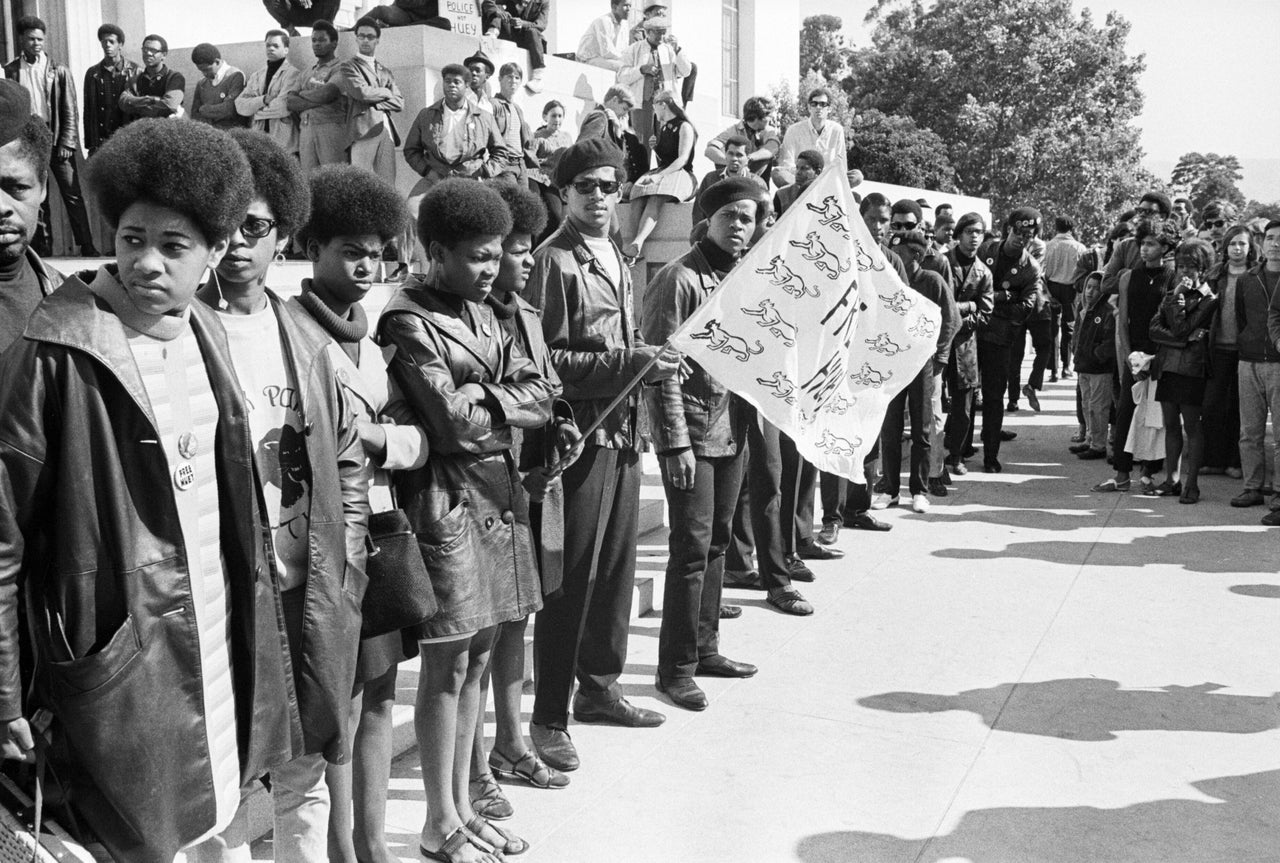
left=668, top=168, right=941, bottom=481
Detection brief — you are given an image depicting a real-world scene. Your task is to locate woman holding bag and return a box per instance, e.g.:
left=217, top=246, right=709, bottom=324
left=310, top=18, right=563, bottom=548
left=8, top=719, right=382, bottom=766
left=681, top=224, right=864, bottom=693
left=1149, top=238, right=1219, bottom=503
left=286, top=164, right=432, bottom=863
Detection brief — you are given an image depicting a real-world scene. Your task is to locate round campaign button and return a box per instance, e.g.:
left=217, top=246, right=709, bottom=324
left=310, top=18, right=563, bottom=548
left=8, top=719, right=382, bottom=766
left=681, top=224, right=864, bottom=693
left=174, top=462, right=196, bottom=491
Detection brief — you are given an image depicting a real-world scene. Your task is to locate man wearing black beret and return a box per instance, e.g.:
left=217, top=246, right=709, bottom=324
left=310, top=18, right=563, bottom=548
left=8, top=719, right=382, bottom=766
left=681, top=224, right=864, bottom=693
left=641, top=177, right=769, bottom=712
left=527, top=138, right=683, bottom=769
left=0, top=79, right=64, bottom=354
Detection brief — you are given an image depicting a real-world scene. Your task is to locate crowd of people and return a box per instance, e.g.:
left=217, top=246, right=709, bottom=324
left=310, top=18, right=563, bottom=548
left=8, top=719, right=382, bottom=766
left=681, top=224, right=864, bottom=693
left=0, top=5, right=1278, bottom=863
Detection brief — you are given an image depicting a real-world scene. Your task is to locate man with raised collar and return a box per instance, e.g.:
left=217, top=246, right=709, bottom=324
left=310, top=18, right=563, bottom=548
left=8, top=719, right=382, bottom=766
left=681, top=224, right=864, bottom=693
left=976, top=205, right=1043, bottom=472
left=3, top=16, right=96, bottom=257
left=0, top=80, right=62, bottom=354
left=642, top=177, right=767, bottom=712
left=235, top=29, right=302, bottom=156
left=82, top=24, right=138, bottom=156
left=526, top=138, right=683, bottom=770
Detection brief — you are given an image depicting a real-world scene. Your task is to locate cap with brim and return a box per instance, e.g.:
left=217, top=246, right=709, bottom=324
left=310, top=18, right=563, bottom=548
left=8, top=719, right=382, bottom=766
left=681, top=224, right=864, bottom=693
left=464, top=51, right=495, bottom=75
left=0, top=80, right=31, bottom=149
left=643, top=16, right=672, bottom=29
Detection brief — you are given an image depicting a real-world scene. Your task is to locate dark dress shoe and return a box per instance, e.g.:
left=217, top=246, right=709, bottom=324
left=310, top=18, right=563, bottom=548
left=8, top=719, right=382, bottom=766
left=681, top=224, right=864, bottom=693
left=1077, top=448, right=1107, bottom=460
left=927, top=477, right=948, bottom=497
left=1069, top=442, right=1093, bottom=454
left=723, top=569, right=764, bottom=589
left=983, top=460, right=1002, bottom=473
left=530, top=723, right=579, bottom=772
left=963, top=445, right=979, bottom=458
left=719, top=604, right=742, bottom=620
left=797, top=540, right=843, bottom=560
left=1006, top=401, right=1019, bottom=412
left=844, top=512, right=891, bottom=531
left=696, top=654, right=758, bottom=678
left=572, top=695, right=666, bottom=727
left=1000, top=429, right=1017, bottom=441
left=940, top=467, right=953, bottom=485
left=784, top=554, right=815, bottom=582
left=817, top=520, right=840, bottom=545
left=655, top=676, right=707, bottom=711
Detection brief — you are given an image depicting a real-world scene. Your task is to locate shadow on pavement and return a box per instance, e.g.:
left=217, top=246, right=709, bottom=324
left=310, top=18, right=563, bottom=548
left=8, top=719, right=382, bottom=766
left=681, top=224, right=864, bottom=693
left=857, top=679, right=1280, bottom=741
left=933, top=528, right=1279, bottom=573
left=795, top=769, right=1280, bottom=863
left=1229, top=584, right=1280, bottom=599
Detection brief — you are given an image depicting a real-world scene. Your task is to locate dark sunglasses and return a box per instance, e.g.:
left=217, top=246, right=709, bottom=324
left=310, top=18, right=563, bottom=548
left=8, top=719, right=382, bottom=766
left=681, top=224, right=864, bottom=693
left=890, top=220, right=918, bottom=231
left=809, top=100, right=829, bottom=107
left=1203, top=219, right=1227, bottom=229
left=239, top=215, right=279, bottom=239
left=570, top=178, right=621, bottom=196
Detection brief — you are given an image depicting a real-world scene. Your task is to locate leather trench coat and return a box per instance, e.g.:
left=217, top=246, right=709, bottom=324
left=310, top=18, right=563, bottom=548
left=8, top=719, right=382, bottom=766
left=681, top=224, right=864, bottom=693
left=3, top=55, right=79, bottom=151
left=946, top=248, right=995, bottom=389
left=378, top=283, right=557, bottom=636
left=0, top=275, right=297, bottom=862
left=1150, top=285, right=1218, bottom=380
left=640, top=243, right=744, bottom=457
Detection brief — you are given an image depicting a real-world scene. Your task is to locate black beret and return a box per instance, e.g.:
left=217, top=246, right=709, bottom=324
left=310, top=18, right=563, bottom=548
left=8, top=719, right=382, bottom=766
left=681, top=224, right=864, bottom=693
left=896, top=229, right=929, bottom=254
left=554, top=138, right=625, bottom=188
left=892, top=199, right=923, bottom=221
left=1008, top=206, right=1042, bottom=229
left=191, top=43, right=220, bottom=64
left=699, top=176, right=769, bottom=219
left=0, top=80, right=31, bottom=149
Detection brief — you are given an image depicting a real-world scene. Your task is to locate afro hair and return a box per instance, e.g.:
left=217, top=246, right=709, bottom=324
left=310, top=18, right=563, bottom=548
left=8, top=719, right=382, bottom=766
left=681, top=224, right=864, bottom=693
left=417, top=178, right=512, bottom=250
left=86, top=118, right=253, bottom=244
left=1175, top=237, right=1215, bottom=273
left=12, top=116, right=51, bottom=184
left=489, top=180, right=547, bottom=240
left=299, top=164, right=408, bottom=247
left=227, top=128, right=310, bottom=236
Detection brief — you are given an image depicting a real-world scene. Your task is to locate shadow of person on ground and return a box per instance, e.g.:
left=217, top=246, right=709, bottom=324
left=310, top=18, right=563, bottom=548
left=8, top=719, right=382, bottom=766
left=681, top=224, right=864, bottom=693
left=794, top=769, right=1280, bottom=863
left=1229, top=584, right=1280, bottom=599
left=933, top=529, right=1280, bottom=573
left=857, top=678, right=1280, bottom=741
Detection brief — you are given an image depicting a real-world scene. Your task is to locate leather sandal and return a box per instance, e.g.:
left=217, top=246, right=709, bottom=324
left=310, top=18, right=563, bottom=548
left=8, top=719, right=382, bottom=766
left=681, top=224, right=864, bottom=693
left=421, top=824, right=493, bottom=863
left=489, top=748, right=569, bottom=789
left=468, top=772, right=513, bottom=820
left=467, top=815, right=529, bottom=856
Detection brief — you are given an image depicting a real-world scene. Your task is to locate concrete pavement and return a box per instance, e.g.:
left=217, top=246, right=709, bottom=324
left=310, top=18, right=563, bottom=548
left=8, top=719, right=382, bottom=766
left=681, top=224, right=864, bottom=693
left=248, top=372, right=1280, bottom=862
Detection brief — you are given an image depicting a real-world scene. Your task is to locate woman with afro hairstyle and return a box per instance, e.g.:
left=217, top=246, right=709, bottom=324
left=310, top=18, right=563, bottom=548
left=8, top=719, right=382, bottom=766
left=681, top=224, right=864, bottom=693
left=377, top=178, right=559, bottom=862
left=287, top=164, right=427, bottom=863
left=195, top=127, right=374, bottom=860
left=467, top=183, right=577, bottom=823
left=0, top=118, right=306, bottom=860
left=1149, top=237, right=1219, bottom=503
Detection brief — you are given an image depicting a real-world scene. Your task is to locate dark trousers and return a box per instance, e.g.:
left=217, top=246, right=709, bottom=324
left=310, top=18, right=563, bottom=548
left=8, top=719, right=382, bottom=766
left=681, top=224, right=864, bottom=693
left=495, top=20, right=547, bottom=69
left=726, top=453, right=755, bottom=573
left=657, top=449, right=743, bottom=680
left=1202, top=347, right=1241, bottom=470
left=978, top=339, right=1011, bottom=463
left=780, top=433, right=817, bottom=552
left=532, top=446, right=639, bottom=727
left=819, top=446, right=877, bottom=523
left=1008, top=318, right=1054, bottom=396
left=1047, top=280, right=1076, bottom=374
left=880, top=368, right=932, bottom=497
left=742, top=414, right=792, bottom=591
left=36, top=152, right=94, bottom=254
left=944, top=379, right=975, bottom=463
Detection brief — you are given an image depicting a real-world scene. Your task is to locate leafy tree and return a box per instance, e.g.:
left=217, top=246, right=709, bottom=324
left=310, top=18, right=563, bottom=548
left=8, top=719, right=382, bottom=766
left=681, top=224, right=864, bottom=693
left=847, top=0, right=1147, bottom=239
left=847, top=109, right=957, bottom=191
left=1170, top=152, right=1242, bottom=190
left=800, top=15, right=854, bottom=81
left=1244, top=200, right=1280, bottom=222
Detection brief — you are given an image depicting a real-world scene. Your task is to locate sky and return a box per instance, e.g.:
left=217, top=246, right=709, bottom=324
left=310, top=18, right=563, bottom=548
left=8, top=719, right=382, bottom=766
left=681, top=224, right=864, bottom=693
left=797, top=0, right=1280, bottom=199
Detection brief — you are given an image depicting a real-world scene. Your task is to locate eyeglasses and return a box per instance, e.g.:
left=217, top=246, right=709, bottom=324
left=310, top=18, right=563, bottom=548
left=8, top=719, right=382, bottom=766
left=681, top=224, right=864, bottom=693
left=1203, top=219, right=1227, bottom=229
left=890, top=220, right=917, bottom=231
left=570, top=178, right=621, bottom=196
left=809, top=100, right=829, bottom=108
left=239, top=215, right=279, bottom=239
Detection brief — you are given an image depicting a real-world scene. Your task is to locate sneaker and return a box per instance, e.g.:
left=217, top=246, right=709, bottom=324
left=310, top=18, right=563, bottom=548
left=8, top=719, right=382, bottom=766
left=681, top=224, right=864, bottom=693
left=525, top=68, right=545, bottom=92
left=1070, top=427, right=1086, bottom=443
left=870, top=492, right=899, bottom=510
left=1022, top=384, right=1041, bottom=412
left=927, top=477, right=948, bottom=497
left=911, top=493, right=930, bottom=513
left=817, top=519, right=840, bottom=546
left=946, top=459, right=968, bottom=476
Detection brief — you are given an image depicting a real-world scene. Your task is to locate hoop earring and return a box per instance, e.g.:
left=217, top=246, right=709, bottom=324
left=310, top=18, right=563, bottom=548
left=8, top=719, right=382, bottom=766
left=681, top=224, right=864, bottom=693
left=212, top=270, right=229, bottom=311
left=274, top=251, right=286, bottom=265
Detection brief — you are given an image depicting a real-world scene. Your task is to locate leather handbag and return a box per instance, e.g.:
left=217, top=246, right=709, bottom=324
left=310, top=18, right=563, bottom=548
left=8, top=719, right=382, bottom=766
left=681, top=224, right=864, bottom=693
left=360, top=508, right=438, bottom=639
